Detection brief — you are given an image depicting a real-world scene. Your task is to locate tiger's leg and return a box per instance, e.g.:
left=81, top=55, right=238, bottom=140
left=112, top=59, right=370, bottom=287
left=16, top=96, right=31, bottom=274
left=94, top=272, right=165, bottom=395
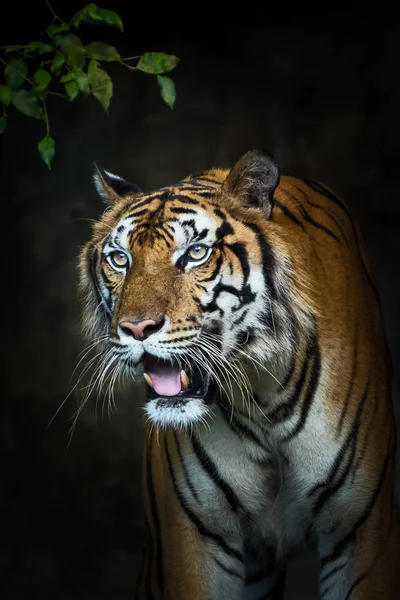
left=136, top=426, right=246, bottom=600
left=243, top=562, right=286, bottom=600
left=242, top=545, right=286, bottom=600
left=317, top=451, right=400, bottom=599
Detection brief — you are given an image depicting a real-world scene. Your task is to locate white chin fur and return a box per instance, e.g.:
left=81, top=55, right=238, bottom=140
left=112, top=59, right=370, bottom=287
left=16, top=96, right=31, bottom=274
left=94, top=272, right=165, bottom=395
left=144, top=397, right=209, bottom=428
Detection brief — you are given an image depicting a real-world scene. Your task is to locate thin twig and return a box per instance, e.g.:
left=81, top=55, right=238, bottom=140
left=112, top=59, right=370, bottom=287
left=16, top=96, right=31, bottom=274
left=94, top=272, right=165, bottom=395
left=45, top=0, right=63, bottom=22
left=120, top=55, right=142, bottom=61
left=42, top=99, right=50, bottom=135
left=121, top=62, right=137, bottom=71
left=48, top=91, right=70, bottom=100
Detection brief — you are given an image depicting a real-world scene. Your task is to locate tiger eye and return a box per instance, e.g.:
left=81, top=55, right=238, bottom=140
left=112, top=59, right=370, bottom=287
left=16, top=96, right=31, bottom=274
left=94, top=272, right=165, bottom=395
left=109, top=251, right=129, bottom=268
left=187, top=245, right=208, bottom=261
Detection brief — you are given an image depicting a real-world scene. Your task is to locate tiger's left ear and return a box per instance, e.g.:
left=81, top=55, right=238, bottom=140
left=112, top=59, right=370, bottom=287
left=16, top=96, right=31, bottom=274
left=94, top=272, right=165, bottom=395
left=222, top=150, right=280, bottom=218
left=93, top=162, right=142, bottom=204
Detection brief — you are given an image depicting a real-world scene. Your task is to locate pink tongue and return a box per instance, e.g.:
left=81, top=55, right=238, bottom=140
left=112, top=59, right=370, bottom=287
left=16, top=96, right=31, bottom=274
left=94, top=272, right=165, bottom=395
left=144, top=357, right=182, bottom=397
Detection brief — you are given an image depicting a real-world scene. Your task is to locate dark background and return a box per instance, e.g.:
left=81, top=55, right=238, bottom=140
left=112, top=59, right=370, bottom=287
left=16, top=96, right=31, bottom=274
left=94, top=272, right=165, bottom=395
left=1, top=2, right=399, bottom=598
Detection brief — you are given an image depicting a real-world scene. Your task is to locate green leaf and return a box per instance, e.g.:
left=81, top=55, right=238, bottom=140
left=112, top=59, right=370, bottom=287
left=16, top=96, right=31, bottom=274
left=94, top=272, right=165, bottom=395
left=33, top=69, right=51, bottom=92
left=75, top=73, right=90, bottom=94
left=137, top=52, right=179, bottom=75
left=47, top=23, right=70, bottom=38
left=26, top=41, right=53, bottom=55
left=12, top=89, right=43, bottom=119
left=60, top=71, right=90, bottom=95
left=50, top=51, right=65, bottom=75
left=4, top=59, right=28, bottom=90
left=0, top=116, right=7, bottom=134
left=71, top=3, right=123, bottom=31
left=65, top=80, right=79, bottom=101
left=59, top=71, right=75, bottom=83
left=54, top=34, right=86, bottom=71
left=157, top=75, right=176, bottom=109
left=38, top=135, right=55, bottom=169
left=85, top=41, right=120, bottom=62
left=87, top=59, right=112, bottom=113
left=0, top=85, right=12, bottom=106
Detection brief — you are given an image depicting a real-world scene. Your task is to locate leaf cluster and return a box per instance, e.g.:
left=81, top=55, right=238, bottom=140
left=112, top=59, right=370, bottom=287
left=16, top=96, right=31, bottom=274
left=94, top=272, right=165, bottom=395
left=0, top=2, right=179, bottom=168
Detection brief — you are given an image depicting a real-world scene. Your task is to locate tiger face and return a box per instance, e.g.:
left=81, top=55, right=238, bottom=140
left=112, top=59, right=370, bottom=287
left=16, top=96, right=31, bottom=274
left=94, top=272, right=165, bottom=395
left=79, top=151, right=314, bottom=427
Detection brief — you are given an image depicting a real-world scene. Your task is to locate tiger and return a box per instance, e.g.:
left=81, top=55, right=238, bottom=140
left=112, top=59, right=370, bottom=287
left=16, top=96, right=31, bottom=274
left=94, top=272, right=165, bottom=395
left=78, top=149, right=400, bottom=599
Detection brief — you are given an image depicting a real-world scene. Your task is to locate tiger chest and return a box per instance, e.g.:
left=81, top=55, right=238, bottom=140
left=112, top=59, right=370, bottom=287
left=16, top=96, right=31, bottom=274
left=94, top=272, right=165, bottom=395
left=173, top=414, right=290, bottom=543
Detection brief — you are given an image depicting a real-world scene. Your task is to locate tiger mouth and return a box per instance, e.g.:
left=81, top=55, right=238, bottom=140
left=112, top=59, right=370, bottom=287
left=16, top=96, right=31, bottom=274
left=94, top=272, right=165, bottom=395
left=142, top=353, right=214, bottom=404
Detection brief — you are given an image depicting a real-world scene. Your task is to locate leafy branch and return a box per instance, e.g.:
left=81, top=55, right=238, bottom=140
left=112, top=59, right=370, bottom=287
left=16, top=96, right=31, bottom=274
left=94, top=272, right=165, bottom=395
left=0, top=2, right=179, bottom=169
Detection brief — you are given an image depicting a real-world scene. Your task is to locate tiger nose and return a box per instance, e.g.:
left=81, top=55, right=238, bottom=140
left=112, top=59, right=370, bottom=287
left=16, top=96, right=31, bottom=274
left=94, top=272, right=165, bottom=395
left=119, top=318, right=165, bottom=341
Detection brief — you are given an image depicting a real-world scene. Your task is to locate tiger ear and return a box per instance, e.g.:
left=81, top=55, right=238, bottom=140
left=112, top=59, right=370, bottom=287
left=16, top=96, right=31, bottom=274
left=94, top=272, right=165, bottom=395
left=222, top=150, right=280, bottom=218
left=93, top=162, right=142, bottom=204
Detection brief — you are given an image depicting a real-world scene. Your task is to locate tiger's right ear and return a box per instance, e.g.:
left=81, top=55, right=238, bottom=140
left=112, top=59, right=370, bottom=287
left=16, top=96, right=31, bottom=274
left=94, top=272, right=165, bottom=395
left=222, top=150, right=280, bottom=218
left=93, top=162, right=142, bottom=204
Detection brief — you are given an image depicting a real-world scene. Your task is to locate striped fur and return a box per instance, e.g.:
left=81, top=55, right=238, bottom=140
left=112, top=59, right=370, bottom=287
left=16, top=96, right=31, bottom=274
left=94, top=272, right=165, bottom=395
left=79, top=150, right=399, bottom=599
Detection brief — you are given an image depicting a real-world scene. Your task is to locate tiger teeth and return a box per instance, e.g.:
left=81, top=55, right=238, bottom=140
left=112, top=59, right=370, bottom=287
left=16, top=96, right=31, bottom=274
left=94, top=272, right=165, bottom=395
left=180, top=370, right=190, bottom=390
left=143, top=373, right=153, bottom=388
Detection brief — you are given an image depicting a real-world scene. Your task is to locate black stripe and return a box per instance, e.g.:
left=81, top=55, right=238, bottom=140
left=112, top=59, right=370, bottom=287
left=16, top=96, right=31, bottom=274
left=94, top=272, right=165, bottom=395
left=283, top=342, right=321, bottom=441
left=267, top=349, right=310, bottom=423
left=226, top=242, right=250, bottom=284
left=159, top=334, right=197, bottom=344
left=128, top=207, right=151, bottom=218
left=146, top=440, right=164, bottom=594
left=200, top=253, right=223, bottom=283
left=161, top=226, right=175, bottom=242
left=297, top=201, right=340, bottom=242
left=274, top=198, right=306, bottom=230
left=214, top=208, right=226, bottom=220
left=336, top=330, right=358, bottom=435
left=319, top=561, right=346, bottom=586
left=232, top=308, right=249, bottom=327
left=90, top=247, right=112, bottom=314
left=342, top=570, right=370, bottom=600
left=341, top=514, right=394, bottom=600
left=172, top=431, right=201, bottom=503
left=169, top=207, right=198, bottom=214
left=215, top=221, right=234, bottom=238
left=191, top=433, right=244, bottom=513
left=164, top=434, right=243, bottom=562
left=126, top=196, right=159, bottom=215
left=243, top=221, right=278, bottom=300
left=213, top=557, right=243, bottom=579
left=310, top=383, right=369, bottom=515
left=320, top=447, right=391, bottom=568
left=350, top=394, right=380, bottom=483
left=171, top=193, right=201, bottom=205
left=290, top=180, right=348, bottom=243
left=195, top=176, right=222, bottom=184
left=279, top=349, right=297, bottom=390
left=305, top=180, right=351, bottom=221
left=219, top=403, right=270, bottom=454
left=305, top=180, right=380, bottom=299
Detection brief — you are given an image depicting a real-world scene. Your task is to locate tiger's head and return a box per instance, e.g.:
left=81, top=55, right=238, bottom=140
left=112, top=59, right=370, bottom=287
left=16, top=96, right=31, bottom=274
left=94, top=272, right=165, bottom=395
left=79, top=150, right=314, bottom=428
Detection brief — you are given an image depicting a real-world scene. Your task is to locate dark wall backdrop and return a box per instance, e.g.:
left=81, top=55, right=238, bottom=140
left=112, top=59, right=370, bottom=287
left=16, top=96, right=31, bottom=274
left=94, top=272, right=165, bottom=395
left=1, top=3, right=399, bottom=599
